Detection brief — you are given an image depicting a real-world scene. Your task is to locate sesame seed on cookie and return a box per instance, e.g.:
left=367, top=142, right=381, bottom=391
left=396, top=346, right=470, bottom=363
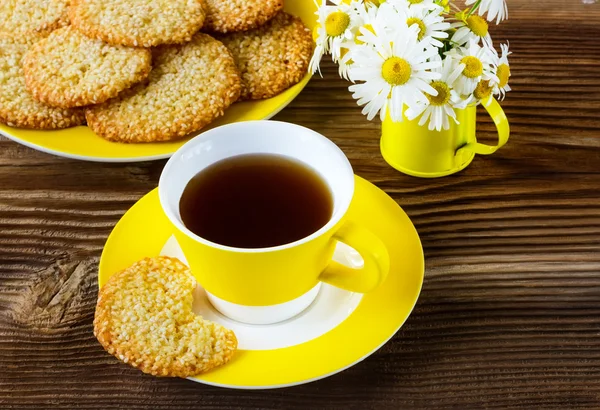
left=202, top=0, right=283, bottom=33
left=85, top=33, right=241, bottom=143
left=69, top=0, right=206, bottom=47
left=24, top=26, right=152, bottom=108
left=0, top=36, right=85, bottom=130
left=218, top=12, right=313, bottom=100
left=94, top=256, right=237, bottom=377
left=0, top=0, right=70, bottom=39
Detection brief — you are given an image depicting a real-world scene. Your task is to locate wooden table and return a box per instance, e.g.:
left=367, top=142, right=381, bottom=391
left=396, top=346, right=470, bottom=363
left=2, top=0, right=600, bottom=408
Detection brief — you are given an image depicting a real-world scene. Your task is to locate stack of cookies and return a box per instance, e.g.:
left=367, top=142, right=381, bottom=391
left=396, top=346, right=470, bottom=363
left=0, top=0, right=313, bottom=143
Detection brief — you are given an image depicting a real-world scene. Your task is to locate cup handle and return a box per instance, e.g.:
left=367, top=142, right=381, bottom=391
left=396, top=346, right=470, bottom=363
left=455, top=97, right=510, bottom=158
left=318, top=221, right=390, bottom=293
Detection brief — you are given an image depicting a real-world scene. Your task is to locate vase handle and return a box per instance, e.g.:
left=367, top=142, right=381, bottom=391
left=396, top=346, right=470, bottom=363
left=456, top=98, right=510, bottom=158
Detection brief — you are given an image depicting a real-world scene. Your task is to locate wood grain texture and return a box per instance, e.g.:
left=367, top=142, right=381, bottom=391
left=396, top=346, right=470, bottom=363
left=2, top=0, right=600, bottom=408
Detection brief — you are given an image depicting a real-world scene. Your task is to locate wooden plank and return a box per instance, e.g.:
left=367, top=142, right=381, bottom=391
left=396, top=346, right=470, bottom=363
left=1, top=0, right=600, bottom=407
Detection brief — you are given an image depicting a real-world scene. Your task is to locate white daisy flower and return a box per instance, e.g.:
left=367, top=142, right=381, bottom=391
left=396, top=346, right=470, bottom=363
left=309, top=3, right=332, bottom=75
left=353, top=1, right=380, bottom=41
left=451, top=12, right=493, bottom=48
left=491, top=42, right=511, bottom=99
left=446, top=39, right=498, bottom=96
left=395, top=3, right=450, bottom=48
left=309, top=0, right=362, bottom=75
left=354, top=1, right=398, bottom=44
left=337, top=0, right=383, bottom=6
left=365, top=0, right=385, bottom=6
left=348, top=26, right=442, bottom=121
left=337, top=44, right=355, bottom=81
left=405, top=57, right=469, bottom=131
left=388, top=0, right=439, bottom=12
left=466, top=0, right=508, bottom=24
left=472, top=79, right=494, bottom=106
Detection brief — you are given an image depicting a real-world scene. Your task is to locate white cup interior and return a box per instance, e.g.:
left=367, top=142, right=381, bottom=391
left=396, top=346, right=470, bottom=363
left=159, top=120, right=355, bottom=252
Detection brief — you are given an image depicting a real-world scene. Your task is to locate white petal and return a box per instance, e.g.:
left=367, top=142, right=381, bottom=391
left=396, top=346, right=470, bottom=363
left=406, top=103, right=427, bottom=120
left=420, top=106, right=433, bottom=127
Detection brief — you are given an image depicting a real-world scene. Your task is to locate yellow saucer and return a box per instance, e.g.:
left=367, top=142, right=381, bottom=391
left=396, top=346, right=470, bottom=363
left=0, top=0, right=316, bottom=163
left=98, top=176, right=424, bottom=389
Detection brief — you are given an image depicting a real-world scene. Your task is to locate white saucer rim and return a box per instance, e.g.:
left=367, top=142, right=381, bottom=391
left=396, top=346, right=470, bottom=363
left=185, top=279, right=422, bottom=390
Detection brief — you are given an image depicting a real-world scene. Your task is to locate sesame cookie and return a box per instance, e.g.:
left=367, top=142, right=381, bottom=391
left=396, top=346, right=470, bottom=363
left=85, top=33, right=241, bottom=143
left=23, top=27, right=152, bottom=108
left=0, top=0, right=70, bottom=39
left=202, top=0, right=283, bottom=33
left=0, top=36, right=85, bottom=129
left=218, top=12, right=313, bottom=100
left=69, top=0, right=206, bottom=47
left=94, top=256, right=238, bottom=378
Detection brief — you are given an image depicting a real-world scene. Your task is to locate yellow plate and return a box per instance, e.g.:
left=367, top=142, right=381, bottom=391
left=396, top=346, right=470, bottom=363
left=0, top=0, right=316, bottom=163
left=98, top=176, right=424, bottom=389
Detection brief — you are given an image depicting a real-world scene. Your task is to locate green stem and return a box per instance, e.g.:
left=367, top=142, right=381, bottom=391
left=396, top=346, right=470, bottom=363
left=467, top=0, right=482, bottom=17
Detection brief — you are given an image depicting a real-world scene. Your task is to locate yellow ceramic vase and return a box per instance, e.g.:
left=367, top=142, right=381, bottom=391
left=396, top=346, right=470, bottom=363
left=380, top=98, right=510, bottom=178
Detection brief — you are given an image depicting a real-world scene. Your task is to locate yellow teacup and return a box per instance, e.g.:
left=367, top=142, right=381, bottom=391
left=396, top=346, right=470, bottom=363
left=159, top=121, right=389, bottom=324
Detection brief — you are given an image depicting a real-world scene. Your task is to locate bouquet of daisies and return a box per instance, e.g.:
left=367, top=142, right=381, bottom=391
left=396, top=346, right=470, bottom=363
left=309, top=0, right=511, bottom=131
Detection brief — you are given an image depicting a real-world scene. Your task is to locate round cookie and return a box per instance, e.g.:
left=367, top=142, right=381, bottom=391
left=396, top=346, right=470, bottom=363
left=218, top=12, right=313, bottom=100
left=85, top=33, right=241, bottom=143
left=94, top=256, right=238, bottom=377
left=0, top=36, right=85, bottom=130
left=23, top=26, right=152, bottom=108
left=0, top=0, right=70, bottom=39
left=202, top=0, right=283, bottom=33
left=69, top=0, right=206, bottom=47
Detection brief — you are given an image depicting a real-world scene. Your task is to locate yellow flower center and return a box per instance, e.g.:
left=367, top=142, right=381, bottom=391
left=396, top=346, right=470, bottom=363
left=474, top=80, right=493, bottom=100
left=426, top=81, right=451, bottom=106
left=406, top=17, right=427, bottom=41
left=497, top=63, right=510, bottom=88
left=364, top=0, right=384, bottom=5
left=466, top=15, right=489, bottom=37
left=325, top=11, right=350, bottom=37
left=382, top=57, right=412, bottom=86
left=355, top=24, right=375, bottom=44
left=461, top=56, right=483, bottom=78
left=408, top=0, right=423, bottom=3
left=438, top=0, right=450, bottom=13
